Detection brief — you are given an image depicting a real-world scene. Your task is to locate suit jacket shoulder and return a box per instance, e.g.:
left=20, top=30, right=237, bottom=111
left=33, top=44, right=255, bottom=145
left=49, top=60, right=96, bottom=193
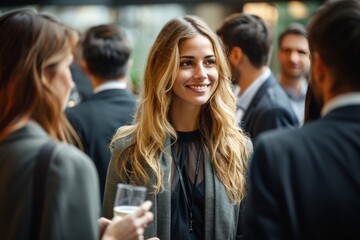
left=245, top=105, right=360, bottom=239
left=242, top=74, right=299, bottom=141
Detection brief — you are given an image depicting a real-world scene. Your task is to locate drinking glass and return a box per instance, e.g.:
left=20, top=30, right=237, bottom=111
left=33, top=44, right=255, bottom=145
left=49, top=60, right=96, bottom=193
left=113, top=183, right=147, bottom=217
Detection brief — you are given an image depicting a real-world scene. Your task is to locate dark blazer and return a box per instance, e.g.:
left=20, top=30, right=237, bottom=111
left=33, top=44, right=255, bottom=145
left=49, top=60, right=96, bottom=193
left=70, top=62, right=93, bottom=101
left=244, top=105, right=360, bottom=240
left=66, top=88, right=137, bottom=202
left=241, top=74, right=299, bottom=141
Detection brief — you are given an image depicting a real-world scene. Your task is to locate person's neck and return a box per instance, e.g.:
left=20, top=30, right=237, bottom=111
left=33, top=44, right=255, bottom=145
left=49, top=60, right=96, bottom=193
left=91, top=77, right=127, bottom=89
left=279, top=75, right=306, bottom=96
left=238, top=65, right=267, bottom=93
left=170, top=103, right=200, bottom=132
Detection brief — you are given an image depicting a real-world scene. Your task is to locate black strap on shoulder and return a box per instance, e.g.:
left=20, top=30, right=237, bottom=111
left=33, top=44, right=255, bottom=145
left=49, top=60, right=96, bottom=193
left=31, top=140, right=57, bottom=240
left=125, top=160, right=133, bottom=183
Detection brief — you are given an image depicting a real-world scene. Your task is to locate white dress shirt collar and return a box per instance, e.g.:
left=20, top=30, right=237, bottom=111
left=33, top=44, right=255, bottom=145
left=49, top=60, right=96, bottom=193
left=236, top=67, right=271, bottom=121
left=321, top=92, right=360, bottom=117
left=93, top=81, right=127, bottom=94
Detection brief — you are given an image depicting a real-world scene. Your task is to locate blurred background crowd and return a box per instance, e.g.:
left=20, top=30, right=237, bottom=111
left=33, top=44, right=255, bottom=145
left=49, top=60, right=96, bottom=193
left=0, top=0, right=321, bottom=95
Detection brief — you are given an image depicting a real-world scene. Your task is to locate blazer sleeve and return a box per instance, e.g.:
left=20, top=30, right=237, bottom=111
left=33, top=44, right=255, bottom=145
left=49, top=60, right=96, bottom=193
left=102, top=138, right=126, bottom=219
left=243, top=136, right=283, bottom=240
left=45, top=143, right=100, bottom=240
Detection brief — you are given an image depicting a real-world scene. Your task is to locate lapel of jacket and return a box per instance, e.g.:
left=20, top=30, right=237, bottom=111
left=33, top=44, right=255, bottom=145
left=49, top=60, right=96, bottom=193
left=204, top=148, right=238, bottom=240
left=242, top=75, right=275, bottom=126
left=143, top=137, right=172, bottom=240
left=144, top=137, right=240, bottom=239
left=204, top=150, right=215, bottom=240
left=157, top=137, right=172, bottom=240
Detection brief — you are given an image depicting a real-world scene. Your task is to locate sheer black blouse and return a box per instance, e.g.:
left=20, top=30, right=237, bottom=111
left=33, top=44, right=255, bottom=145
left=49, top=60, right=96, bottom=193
left=170, top=130, right=205, bottom=240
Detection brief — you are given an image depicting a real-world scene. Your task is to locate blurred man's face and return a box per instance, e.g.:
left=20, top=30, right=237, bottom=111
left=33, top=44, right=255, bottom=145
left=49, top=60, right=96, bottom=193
left=278, top=34, right=310, bottom=80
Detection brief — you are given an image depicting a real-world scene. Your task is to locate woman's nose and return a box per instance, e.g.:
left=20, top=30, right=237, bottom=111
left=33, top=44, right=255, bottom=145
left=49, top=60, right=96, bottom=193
left=193, top=65, right=207, bottom=80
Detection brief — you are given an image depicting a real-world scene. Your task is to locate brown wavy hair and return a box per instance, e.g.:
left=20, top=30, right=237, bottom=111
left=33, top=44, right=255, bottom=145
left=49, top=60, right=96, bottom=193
left=0, top=9, right=79, bottom=143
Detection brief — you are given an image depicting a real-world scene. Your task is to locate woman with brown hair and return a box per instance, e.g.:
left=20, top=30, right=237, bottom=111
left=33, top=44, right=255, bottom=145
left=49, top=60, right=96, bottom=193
left=0, top=9, right=153, bottom=240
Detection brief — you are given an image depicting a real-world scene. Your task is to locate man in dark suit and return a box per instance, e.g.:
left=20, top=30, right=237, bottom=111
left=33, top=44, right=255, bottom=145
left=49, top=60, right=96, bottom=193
left=217, top=13, right=299, bottom=141
left=66, top=24, right=137, bottom=203
left=244, top=0, right=360, bottom=239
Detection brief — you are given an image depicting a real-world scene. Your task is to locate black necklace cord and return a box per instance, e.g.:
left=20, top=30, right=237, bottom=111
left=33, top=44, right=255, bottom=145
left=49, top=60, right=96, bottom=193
left=171, top=141, right=202, bottom=232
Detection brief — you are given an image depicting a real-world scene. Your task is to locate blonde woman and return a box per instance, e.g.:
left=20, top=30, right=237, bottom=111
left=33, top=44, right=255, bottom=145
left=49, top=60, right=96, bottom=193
left=103, top=15, right=251, bottom=240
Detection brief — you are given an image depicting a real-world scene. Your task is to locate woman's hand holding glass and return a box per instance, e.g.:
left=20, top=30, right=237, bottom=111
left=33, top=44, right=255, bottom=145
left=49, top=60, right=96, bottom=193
left=100, top=201, right=157, bottom=240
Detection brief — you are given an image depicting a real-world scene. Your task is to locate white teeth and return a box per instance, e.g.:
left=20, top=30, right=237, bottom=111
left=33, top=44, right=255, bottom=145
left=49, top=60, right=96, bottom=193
left=188, top=85, right=208, bottom=90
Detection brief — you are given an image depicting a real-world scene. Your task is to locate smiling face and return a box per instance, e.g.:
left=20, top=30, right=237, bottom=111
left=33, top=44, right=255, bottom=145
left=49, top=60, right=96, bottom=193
left=171, top=34, right=219, bottom=110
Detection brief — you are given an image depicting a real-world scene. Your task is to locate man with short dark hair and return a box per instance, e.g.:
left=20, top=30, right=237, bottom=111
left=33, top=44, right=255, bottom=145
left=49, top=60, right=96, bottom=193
left=244, top=0, right=360, bottom=239
left=66, top=24, right=137, bottom=203
left=217, top=13, right=299, bottom=141
left=278, top=23, right=310, bottom=124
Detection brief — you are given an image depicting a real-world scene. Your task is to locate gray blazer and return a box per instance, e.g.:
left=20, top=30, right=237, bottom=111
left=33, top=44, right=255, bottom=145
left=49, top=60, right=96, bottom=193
left=0, top=123, right=100, bottom=240
left=103, top=136, right=242, bottom=240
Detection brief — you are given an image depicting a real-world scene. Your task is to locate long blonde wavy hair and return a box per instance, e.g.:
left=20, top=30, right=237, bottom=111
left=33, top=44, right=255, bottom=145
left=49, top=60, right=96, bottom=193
left=112, top=15, right=250, bottom=204
left=0, top=9, right=80, bottom=144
